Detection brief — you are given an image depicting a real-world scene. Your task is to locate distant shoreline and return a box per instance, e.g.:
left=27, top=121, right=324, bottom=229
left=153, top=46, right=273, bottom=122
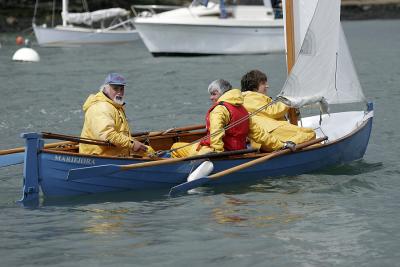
left=0, top=1, right=399, bottom=34
left=341, top=1, right=400, bottom=20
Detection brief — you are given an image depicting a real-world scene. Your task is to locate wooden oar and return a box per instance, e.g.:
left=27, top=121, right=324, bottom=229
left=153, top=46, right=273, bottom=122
left=0, top=152, right=25, bottom=168
left=0, top=141, right=74, bottom=168
left=132, top=124, right=205, bottom=137
left=67, top=148, right=257, bottom=180
left=42, top=132, right=113, bottom=146
left=169, top=136, right=328, bottom=196
left=0, top=140, right=73, bottom=156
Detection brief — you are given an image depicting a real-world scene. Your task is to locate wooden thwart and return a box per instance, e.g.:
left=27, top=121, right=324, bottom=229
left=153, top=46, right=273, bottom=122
left=132, top=124, right=205, bottom=137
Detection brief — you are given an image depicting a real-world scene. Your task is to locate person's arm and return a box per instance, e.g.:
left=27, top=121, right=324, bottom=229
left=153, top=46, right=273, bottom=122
left=86, top=103, right=134, bottom=150
left=208, top=105, right=230, bottom=152
left=263, top=101, right=290, bottom=120
left=260, top=96, right=290, bottom=120
left=244, top=93, right=289, bottom=120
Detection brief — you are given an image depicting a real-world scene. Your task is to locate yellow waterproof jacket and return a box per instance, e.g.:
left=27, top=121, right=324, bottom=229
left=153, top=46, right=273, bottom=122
left=242, top=91, right=289, bottom=132
left=79, top=91, right=134, bottom=157
left=208, top=89, right=284, bottom=152
left=208, top=89, right=245, bottom=152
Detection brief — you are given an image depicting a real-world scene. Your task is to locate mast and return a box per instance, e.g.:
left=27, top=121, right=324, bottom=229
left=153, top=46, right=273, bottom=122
left=284, top=0, right=298, bottom=125
left=62, top=0, right=68, bottom=26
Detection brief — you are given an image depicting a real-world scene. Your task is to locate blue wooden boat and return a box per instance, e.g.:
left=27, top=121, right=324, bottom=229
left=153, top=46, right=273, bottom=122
left=12, top=0, right=373, bottom=203
left=19, top=106, right=373, bottom=202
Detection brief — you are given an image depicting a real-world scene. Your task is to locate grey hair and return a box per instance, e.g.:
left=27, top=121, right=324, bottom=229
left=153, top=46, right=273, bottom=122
left=207, top=79, right=232, bottom=95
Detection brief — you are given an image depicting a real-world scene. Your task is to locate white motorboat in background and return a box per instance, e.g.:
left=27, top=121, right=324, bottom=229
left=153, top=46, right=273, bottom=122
left=133, top=0, right=284, bottom=56
left=33, top=0, right=140, bottom=47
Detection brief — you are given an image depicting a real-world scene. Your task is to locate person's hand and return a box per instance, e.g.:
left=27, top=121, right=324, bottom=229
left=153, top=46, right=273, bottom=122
left=132, top=140, right=148, bottom=152
left=283, top=141, right=296, bottom=152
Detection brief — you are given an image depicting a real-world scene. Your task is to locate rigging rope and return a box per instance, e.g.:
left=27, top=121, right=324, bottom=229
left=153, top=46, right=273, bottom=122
left=154, top=98, right=282, bottom=157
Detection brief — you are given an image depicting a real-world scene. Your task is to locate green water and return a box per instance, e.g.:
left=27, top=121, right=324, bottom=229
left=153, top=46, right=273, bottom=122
left=0, top=20, right=399, bottom=266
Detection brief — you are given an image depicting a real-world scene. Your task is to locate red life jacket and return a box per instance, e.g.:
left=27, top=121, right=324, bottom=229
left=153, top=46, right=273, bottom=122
left=199, top=101, right=249, bottom=151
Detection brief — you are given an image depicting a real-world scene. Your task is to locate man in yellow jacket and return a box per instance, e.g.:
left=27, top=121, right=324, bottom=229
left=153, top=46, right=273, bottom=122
left=79, top=73, right=154, bottom=157
left=171, top=79, right=287, bottom=158
left=241, top=69, right=316, bottom=151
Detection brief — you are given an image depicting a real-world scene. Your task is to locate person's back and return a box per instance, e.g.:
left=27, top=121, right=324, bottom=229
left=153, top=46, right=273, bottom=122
left=171, top=79, right=250, bottom=158
left=199, top=85, right=249, bottom=153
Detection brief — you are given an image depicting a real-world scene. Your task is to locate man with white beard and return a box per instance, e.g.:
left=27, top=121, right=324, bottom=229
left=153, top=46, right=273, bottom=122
left=79, top=73, right=154, bottom=157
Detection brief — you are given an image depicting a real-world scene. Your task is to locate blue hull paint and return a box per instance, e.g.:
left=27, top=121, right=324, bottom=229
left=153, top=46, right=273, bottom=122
left=41, top=117, right=372, bottom=197
left=20, top=111, right=373, bottom=200
left=211, top=116, right=372, bottom=185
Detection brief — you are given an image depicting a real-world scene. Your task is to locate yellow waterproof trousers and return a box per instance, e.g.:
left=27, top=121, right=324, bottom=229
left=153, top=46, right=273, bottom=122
left=170, top=142, right=214, bottom=158
left=272, top=124, right=316, bottom=144
left=248, top=115, right=316, bottom=152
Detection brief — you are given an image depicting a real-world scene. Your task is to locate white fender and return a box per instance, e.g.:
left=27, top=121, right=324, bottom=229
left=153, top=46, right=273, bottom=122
left=187, top=161, right=214, bottom=182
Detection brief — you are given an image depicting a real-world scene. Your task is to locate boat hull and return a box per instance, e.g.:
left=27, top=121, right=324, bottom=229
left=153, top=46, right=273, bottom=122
left=33, top=25, right=140, bottom=47
left=134, top=22, right=284, bottom=55
left=32, top=112, right=372, bottom=198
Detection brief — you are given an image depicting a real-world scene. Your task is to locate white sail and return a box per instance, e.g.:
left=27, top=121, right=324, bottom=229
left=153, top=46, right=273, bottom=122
left=63, top=8, right=130, bottom=26
left=292, top=0, right=318, bottom=59
left=336, top=25, right=366, bottom=103
left=279, top=0, right=366, bottom=105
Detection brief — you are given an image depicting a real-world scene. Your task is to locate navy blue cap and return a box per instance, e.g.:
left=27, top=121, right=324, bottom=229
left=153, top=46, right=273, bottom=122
left=104, top=73, right=126, bottom=86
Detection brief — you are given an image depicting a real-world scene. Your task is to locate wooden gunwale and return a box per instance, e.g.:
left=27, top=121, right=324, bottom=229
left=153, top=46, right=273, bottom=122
left=38, top=114, right=372, bottom=162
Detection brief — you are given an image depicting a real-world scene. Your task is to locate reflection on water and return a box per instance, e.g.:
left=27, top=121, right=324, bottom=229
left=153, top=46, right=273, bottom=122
left=312, top=160, right=384, bottom=175
left=1, top=20, right=400, bottom=266
left=208, top=195, right=304, bottom=227
left=82, top=208, right=130, bottom=235
left=41, top=188, right=171, bottom=207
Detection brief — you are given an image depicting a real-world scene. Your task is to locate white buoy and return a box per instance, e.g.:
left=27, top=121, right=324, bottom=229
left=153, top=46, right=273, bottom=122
left=12, top=39, right=40, bottom=62
left=12, top=47, right=40, bottom=62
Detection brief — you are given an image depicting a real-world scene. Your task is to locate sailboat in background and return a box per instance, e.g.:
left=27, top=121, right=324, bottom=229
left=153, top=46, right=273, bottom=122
left=0, top=0, right=373, bottom=204
left=134, top=0, right=285, bottom=56
left=32, top=0, right=140, bottom=47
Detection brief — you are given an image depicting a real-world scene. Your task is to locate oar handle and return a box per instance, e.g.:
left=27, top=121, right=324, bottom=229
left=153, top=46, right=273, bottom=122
left=209, top=137, right=328, bottom=179
left=131, top=124, right=206, bottom=137
left=120, top=148, right=258, bottom=171
left=42, top=132, right=113, bottom=147
left=0, top=141, right=74, bottom=156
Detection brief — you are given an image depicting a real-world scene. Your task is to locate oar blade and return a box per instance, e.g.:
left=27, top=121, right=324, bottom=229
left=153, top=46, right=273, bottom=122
left=67, top=164, right=122, bottom=180
left=169, top=177, right=210, bottom=196
left=0, top=152, right=25, bottom=168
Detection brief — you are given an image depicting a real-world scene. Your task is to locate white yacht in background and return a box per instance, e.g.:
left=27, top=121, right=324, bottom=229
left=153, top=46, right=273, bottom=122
left=33, top=0, right=140, bottom=47
left=133, top=0, right=284, bottom=56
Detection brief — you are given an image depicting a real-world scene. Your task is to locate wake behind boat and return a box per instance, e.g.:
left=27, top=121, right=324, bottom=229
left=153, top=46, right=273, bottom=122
left=33, top=0, right=140, bottom=47
left=134, top=0, right=284, bottom=56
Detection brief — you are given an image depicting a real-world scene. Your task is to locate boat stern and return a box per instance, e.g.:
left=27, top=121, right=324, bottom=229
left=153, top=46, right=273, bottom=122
left=18, top=132, right=43, bottom=206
